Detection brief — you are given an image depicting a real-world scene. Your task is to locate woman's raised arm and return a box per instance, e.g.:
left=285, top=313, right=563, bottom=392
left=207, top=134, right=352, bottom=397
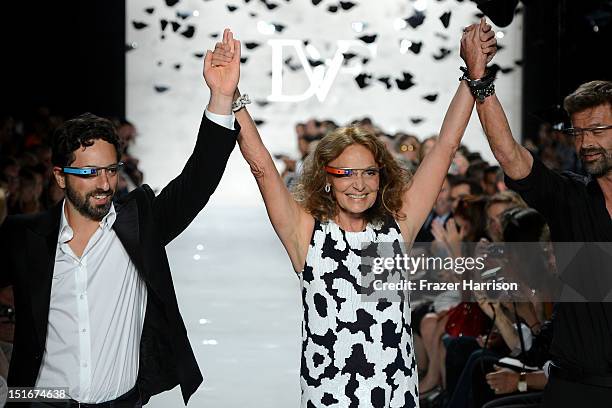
left=398, top=19, right=496, bottom=243
left=213, top=29, right=313, bottom=272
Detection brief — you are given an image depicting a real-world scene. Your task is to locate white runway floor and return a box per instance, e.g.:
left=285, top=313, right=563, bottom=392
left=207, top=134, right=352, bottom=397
left=147, top=204, right=302, bottom=407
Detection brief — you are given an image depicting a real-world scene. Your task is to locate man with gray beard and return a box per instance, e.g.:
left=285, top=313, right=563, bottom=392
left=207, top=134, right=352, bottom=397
left=466, top=32, right=612, bottom=407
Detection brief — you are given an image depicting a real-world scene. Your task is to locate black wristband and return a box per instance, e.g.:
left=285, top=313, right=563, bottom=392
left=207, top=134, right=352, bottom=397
left=459, top=66, right=496, bottom=102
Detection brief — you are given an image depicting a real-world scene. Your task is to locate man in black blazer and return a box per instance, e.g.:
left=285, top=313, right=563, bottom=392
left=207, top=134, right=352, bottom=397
left=0, top=31, right=242, bottom=406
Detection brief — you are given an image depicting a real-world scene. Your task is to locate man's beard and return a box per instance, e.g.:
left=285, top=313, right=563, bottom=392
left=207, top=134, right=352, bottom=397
left=65, top=181, right=114, bottom=221
left=580, top=147, right=612, bottom=177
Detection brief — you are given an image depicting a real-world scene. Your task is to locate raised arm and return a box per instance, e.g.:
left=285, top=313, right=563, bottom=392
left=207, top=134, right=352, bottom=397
left=468, top=26, right=533, bottom=180
left=151, top=30, right=239, bottom=245
left=212, top=31, right=313, bottom=272
left=399, top=20, right=496, bottom=241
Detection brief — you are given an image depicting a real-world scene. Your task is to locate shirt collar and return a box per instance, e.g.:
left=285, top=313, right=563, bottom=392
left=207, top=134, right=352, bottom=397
left=58, top=199, right=117, bottom=244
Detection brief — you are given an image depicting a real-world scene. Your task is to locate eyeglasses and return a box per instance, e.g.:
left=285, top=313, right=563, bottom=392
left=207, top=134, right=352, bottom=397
left=324, top=166, right=382, bottom=179
left=62, top=162, right=124, bottom=178
left=562, top=124, right=612, bottom=138
left=400, top=143, right=417, bottom=152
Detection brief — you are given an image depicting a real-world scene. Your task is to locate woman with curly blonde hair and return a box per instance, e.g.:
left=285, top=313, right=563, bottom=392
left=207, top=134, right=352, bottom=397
left=212, top=21, right=496, bottom=407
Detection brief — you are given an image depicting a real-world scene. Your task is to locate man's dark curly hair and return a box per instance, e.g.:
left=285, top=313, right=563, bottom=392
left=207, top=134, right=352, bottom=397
left=51, top=112, right=121, bottom=167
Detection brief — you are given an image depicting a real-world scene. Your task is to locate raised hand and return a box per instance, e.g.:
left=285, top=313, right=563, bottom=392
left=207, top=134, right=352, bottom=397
left=204, top=28, right=241, bottom=113
left=479, top=20, right=497, bottom=64
left=460, top=18, right=497, bottom=79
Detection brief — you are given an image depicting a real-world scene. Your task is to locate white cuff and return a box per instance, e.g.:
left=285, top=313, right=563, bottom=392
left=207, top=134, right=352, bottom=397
left=205, top=109, right=235, bottom=130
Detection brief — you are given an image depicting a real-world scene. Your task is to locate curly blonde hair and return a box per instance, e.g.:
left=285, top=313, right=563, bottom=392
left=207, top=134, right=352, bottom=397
left=293, top=126, right=411, bottom=223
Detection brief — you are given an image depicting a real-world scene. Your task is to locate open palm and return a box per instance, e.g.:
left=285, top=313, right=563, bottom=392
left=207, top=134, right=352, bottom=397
left=204, top=28, right=240, bottom=97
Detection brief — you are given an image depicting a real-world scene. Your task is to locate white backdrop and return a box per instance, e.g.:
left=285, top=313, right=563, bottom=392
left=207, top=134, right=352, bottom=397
left=127, top=0, right=523, bottom=206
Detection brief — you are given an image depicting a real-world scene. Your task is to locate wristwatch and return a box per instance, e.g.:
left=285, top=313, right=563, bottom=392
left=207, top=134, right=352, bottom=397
left=517, top=372, right=527, bottom=392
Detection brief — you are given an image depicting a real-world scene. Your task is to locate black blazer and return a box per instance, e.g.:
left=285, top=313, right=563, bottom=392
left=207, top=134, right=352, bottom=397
left=0, top=113, right=239, bottom=405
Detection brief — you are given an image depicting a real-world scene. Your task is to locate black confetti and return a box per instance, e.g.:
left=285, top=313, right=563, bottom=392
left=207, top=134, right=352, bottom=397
left=145, top=7, right=155, bottom=14
left=249, top=12, right=258, bottom=17
left=245, top=42, right=261, bottom=50
left=263, top=0, right=279, bottom=10
left=395, top=72, right=415, bottom=90
left=227, top=5, right=239, bottom=12
left=378, top=76, right=392, bottom=89
left=439, top=11, right=451, bottom=28
left=176, top=10, right=191, bottom=19
left=132, top=21, right=149, bottom=30
left=194, top=52, right=204, bottom=58
left=433, top=47, right=451, bottom=60
left=254, top=119, right=266, bottom=126
left=171, top=21, right=181, bottom=32
left=161, top=34, right=166, bottom=40
left=340, top=1, right=356, bottom=10
left=244, top=0, right=251, bottom=2
left=240, top=56, right=249, bottom=63
left=496, top=44, right=505, bottom=51
left=154, top=85, right=170, bottom=93
left=255, top=100, right=270, bottom=107
left=165, top=0, right=180, bottom=6
left=410, top=117, right=425, bottom=124
left=328, top=5, right=338, bottom=12
left=423, top=93, right=438, bottom=102
left=308, top=59, right=324, bottom=67
left=303, top=40, right=310, bottom=46
left=181, top=25, right=195, bottom=38
left=210, top=33, right=220, bottom=38
left=500, top=67, right=515, bottom=74
left=434, top=32, right=449, bottom=40
left=409, top=41, right=422, bottom=54
left=157, top=60, right=163, bottom=66
left=361, top=57, right=370, bottom=64
left=160, top=19, right=169, bottom=31
left=355, top=73, right=372, bottom=89
left=125, top=43, right=137, bottom=52
left=343, top=52, right=358, bottom=61
left=173, top=63, right=182, bottom=70
left=407, top=12, right=425, bottom=28
left=312, top=0, right=323, bottom=5
left=358, top=34, right=377, bottom=44
left=514, top=59, right=523, bottom=66
left=273, top=23, right=286, bottom=32
left=284, top=57, right=302, bottom=71
left=475, top=12, right=485, bottom=18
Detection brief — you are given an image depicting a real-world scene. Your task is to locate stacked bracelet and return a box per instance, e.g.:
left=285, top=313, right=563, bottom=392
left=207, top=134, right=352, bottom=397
left=459, top=66, right=496, bottom=102
left=232, top=94, right=251, bottom=112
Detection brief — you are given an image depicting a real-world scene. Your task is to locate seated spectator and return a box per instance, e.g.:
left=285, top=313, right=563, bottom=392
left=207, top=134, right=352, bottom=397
left=449, top=176, right=484, bottom=211
left=395, top=133, right=421, bottom=172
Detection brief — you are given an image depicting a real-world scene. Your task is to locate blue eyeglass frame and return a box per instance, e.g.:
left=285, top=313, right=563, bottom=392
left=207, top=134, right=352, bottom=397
left=62, top=162, right=124, bottom=176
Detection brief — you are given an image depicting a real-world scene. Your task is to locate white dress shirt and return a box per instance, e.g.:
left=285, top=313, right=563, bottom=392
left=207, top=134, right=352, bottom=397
left=35, top=200, right=147, bottom=403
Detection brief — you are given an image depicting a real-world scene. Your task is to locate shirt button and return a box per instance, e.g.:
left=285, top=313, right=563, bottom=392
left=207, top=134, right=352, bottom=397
left=81, top=328, right=87, bottom=333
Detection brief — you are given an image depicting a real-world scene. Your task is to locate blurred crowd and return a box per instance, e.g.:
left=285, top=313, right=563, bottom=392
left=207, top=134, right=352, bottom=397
left=277, top=116, right=576, bottom=408
left=0, top=108, right=144, bottom=383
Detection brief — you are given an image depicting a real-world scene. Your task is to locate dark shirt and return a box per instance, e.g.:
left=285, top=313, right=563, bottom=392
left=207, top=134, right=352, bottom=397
left=505, top=152, right=612, bottom=375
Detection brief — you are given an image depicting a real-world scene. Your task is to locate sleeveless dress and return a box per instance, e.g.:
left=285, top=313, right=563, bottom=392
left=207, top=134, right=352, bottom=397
left=299, top=216, right=419, bottom=408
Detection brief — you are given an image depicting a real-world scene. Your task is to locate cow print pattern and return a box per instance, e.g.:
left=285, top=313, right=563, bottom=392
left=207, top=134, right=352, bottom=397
left=299, top=217, right=418, bottom=407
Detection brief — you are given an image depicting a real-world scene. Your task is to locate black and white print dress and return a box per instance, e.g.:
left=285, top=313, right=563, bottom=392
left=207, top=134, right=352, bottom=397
left=299, top=217, right=419, bottom=408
